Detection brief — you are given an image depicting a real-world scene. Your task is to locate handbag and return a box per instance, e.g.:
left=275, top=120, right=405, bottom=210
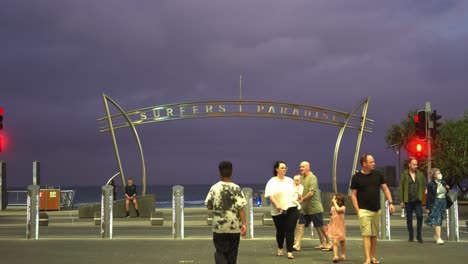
left=446, top=190, right=457, bottom=209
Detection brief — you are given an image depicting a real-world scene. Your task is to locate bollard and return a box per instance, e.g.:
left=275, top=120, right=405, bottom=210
left=0, top=161, right=6, bottom=210
left=100, top=185, right=113, bottom=239
left=447, top=200, right=459, bottom=242
left=32, top=161, right=40, bottom=186
left=379, top=190, right=391, bottom=240
left=172, top=185, right=184, bottom=239
left=26, top=184, right=40, bottom=239
left=241, top=187, right=254, bottom=239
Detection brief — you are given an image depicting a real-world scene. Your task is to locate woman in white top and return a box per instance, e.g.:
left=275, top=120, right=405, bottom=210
left=265, top=161, right=299, bottom=259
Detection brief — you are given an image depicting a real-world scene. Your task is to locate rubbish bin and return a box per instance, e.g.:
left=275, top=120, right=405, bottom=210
left=39, top=189, right=61, bottom=211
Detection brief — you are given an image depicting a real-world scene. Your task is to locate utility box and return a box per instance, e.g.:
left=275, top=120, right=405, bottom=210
left=39, top=189, right=61, bottom=211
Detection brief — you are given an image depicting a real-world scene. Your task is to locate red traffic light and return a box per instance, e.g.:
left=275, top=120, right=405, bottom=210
left=416, top=143, right=423, bottom=152
left=0, top=107, right=3, bottom=130
left=407, top=138, right=427, bottom=159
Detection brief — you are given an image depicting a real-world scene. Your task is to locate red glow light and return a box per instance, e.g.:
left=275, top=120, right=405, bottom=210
left=416, top=143, right=422, bottom=152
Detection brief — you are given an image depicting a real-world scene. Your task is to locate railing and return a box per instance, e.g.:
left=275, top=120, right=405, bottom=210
left=6, top=190, right=28, bottom=206
left=6, top=189, right=76, bottom=209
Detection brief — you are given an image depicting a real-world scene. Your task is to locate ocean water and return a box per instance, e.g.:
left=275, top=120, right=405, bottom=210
left=67, top=182, right=350, bottom=208
left=7, top=182, right=351, bottom=208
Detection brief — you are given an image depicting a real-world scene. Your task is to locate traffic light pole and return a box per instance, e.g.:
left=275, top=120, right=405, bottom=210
left=425, top=102, right=432, bottom=182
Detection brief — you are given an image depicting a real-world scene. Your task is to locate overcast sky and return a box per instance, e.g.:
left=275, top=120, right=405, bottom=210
left=1, top=1, right=467, bottom=191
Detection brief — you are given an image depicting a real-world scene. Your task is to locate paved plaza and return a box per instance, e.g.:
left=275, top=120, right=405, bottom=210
left=1, top=206, right=467, bottom=264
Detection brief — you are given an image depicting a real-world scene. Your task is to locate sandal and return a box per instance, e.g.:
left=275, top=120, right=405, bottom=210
left=332, top=256, right=339, bottom=263
left=277, top=249, right=284, bottom=256
left=287, top=252, right=294, bottom=259
left=370, top=259, right=380, bottom=264
left=340, top=255, right=346, bottom=261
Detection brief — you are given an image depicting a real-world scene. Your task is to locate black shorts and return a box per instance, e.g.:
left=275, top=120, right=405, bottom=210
left=298, top=212, right=324, bottom=228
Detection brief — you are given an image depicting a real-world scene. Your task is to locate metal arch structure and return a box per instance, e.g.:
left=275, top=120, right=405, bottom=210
left=99, top=94, right=373, bottom=195
left=102, top=95, right=146, bottom=195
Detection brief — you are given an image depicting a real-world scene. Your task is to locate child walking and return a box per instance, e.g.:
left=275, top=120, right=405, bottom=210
left=328, top=193, right=346, bottom=262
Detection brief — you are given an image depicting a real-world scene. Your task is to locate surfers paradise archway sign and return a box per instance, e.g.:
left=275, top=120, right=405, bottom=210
left=98, top=95, right=374, bottom=196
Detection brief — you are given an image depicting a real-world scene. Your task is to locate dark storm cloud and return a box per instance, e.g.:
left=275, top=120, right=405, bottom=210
left=1, top=0, right=468, bottom=188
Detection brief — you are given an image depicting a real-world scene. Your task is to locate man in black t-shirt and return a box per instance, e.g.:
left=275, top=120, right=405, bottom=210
left=350, top=154, right=395, bottom=264
left=125, top=178, right=140, bottom=218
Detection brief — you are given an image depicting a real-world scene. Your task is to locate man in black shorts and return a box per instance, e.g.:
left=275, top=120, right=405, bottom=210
left=125, top=178, right=140, bottom=218
left=294, top=161, right=332, bottom=251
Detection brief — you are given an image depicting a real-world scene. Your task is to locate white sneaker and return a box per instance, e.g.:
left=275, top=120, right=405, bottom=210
left=436, top=238, right=444, bottom=245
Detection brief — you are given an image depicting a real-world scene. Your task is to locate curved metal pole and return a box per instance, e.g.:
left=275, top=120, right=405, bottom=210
left=332, top=97, right=371, bottom=194
left=102, top=94, right=147, bottom=195
left=351, top=97, right=371, bottom=177
left=103, top=96, right=126, bottom=189
left=106, top=172, right=121, bottom=185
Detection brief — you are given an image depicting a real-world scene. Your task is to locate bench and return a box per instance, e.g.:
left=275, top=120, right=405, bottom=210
left=94, top=211, right=101, bottom=226
left=262, top=212, right=274, bottom=226
left=39, top=212, right=49, bottom=226
left=207, top=210, right=213, bottom=226
left=150, top=211, right=164, bottom=226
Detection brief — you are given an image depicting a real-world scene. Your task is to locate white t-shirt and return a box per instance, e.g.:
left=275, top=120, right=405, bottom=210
left=205, top=181, right=247, bottom=233
left=294, top=184, right=304, bottom=202
left=264, top=176, right=297, bottom=216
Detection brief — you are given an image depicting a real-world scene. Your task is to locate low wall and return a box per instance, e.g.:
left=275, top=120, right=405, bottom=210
left=78, top=194, right=155, bottom=218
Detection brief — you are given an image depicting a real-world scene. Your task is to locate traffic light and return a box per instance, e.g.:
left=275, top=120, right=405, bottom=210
left=0, top=107, right=3, bottom=130
left=415, top=142, right=427, bottom=159
left=430, top=110, right=442, bottom=140
left=0, top=107, right=3, bottom=152
left=407, top=138, right=427, bottom=159
left=414, top=110, right=427, bottom=140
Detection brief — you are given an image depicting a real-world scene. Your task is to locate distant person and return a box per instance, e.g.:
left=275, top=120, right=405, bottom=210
left=328, top=193, right=347, bottom=263
left=425, top=168, right=450, bottom=245
left=398, top=157, right=426, bottom=243
left=125, top=178, right=140, bottom=218
left=253, top=192, right=262, bottom=207
left=109, top=179, right=117, bottom=201
left=350, top=154, right=395, bottom=264
left=265, top=161, right=299, bottom=259
left=294, top=161, right=332, bottom=252
left=205, top=161, right=247, bottom=264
